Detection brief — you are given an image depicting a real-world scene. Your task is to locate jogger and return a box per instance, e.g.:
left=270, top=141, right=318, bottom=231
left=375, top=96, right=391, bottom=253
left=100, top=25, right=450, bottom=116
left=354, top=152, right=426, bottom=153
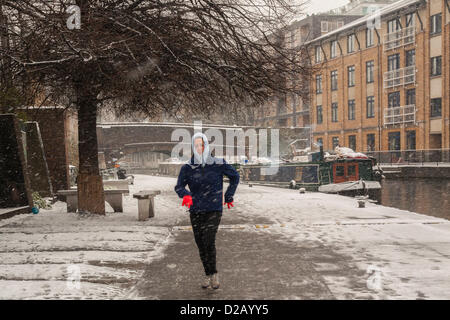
left=175, top=132, right=240, bottom=288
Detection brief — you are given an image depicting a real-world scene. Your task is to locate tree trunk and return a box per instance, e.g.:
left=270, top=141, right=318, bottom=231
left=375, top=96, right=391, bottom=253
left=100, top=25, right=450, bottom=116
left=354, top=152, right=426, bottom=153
left=76, top=91, right=105, bottom=215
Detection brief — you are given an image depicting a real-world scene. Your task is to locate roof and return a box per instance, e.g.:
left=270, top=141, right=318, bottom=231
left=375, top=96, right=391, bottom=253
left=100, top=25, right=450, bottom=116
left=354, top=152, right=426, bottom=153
left=97, top=122, right=255, bottom=130
left=305, top=0, right=424, bottom=44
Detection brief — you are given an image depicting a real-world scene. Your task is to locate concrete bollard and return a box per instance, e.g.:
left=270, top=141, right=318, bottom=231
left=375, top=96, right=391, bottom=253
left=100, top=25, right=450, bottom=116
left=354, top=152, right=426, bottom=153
left=299, top=188, right=306, bottom=194
left=358, top=199, right=366, bottom=208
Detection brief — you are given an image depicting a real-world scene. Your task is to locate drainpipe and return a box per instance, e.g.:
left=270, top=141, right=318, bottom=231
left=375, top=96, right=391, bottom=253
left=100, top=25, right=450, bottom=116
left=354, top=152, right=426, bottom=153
left=375, top=27, right=382, bottom=153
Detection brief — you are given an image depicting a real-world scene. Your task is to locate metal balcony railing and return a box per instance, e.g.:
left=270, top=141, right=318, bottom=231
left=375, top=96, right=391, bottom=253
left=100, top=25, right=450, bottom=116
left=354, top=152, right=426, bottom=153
left=365, top=149, right=450, bottom=166
left=384, top=104, right=416, bottom=126
left=384, top=66, right=415, bottom=89
left=384, top=26, right=415, bottom=51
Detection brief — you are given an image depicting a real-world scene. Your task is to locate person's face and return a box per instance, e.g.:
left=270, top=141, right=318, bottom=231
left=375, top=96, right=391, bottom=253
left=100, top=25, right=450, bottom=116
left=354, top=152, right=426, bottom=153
left=194, top=137, right=205, bottom=155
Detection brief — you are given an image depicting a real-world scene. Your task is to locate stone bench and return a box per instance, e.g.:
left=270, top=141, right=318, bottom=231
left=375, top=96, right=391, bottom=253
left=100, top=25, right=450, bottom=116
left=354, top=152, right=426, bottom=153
left=103, top=180, right=130, bottom=195
left=133, top=190, right=161, bottom=221
left=57, top=189, right=128, bottom=213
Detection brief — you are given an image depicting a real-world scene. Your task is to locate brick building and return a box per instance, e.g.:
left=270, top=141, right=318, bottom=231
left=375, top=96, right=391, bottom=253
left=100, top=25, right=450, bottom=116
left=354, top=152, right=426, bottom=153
left=307, top=0, right=450, bottom=153
left=254, top=14, right=364, bottom=129
left=20, top=107, right=78, bottom=192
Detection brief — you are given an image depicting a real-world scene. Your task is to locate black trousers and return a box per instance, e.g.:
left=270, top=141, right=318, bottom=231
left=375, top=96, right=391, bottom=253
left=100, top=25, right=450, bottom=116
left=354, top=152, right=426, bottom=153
left=189, top=211, right=222, bottom=276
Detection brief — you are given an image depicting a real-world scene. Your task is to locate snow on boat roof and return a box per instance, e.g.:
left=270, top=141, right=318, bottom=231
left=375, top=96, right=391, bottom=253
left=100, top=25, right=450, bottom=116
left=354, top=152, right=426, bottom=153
left=306, top=0, right=423, bottom=45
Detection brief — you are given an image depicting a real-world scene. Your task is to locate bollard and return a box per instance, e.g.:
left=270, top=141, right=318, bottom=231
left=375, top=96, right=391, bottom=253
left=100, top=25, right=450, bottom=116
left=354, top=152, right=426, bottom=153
left=357, top=199, right=366, bottom=208
left=299, top=188, right=306, bottom=194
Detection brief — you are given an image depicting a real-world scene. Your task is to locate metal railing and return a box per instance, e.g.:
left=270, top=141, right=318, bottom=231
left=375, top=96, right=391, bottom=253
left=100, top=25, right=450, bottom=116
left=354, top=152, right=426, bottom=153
left=365, top=149, right=450, bottom=166
left=384, top=65, right=415, bottom=89
left=384, top=26, right=415, bottom=51
left=384, top=104, right=416, bottom=126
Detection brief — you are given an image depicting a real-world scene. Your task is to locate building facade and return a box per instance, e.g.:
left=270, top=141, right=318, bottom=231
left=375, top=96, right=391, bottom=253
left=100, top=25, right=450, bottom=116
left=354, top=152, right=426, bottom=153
left=254, top=14, right=364, bottom=129
left=308, top=0, right=450, bottom=153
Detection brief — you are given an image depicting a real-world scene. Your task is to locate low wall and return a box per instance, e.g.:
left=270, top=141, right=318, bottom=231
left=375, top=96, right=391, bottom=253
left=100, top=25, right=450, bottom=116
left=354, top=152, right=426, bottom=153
left=382, top=166, right=450, bottom=179
left=158, top=163, right=184, bottom=176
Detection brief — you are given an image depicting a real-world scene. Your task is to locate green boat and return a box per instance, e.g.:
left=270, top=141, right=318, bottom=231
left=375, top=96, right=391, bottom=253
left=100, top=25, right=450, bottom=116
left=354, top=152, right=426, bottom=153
left=233, top=149, right=383, bottom=201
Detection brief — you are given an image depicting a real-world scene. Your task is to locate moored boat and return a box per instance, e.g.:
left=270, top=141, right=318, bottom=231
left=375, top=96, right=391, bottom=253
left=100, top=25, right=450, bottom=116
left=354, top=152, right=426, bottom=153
left=235, top=146, right=384, bottom=202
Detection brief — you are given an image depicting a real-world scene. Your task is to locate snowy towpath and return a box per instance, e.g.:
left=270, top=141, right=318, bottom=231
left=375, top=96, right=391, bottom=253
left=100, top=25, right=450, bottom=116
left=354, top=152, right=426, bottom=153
left=1, top=174, right=450, bottom=299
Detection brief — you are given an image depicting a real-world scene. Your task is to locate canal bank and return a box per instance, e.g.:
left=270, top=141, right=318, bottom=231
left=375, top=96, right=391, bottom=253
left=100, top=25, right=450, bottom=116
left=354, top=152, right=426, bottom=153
left=380, top=164, right=450, bottom=179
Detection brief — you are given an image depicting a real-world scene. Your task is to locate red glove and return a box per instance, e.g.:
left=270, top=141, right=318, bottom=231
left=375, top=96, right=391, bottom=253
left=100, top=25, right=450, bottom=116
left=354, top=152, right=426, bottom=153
left=182, top=195, right=193, bottom=208
left=224, top=201, right=234, bottom=209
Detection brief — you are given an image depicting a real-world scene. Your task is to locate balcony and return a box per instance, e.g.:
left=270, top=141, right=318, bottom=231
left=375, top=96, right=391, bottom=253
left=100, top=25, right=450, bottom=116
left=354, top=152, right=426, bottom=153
left=384, top=66, right=415, bottom=89
left=384, top=26, right=415, bottom=51
left=384, top=104, right=416, bottom=126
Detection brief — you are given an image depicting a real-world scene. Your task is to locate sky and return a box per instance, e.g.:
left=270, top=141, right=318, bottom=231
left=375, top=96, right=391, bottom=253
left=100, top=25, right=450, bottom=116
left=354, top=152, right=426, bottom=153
left=305, top=0, right=352, bottom=15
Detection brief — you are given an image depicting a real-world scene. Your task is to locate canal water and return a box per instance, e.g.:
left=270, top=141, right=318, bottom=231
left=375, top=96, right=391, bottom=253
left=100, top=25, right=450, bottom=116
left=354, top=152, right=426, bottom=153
left=379, top=178, right=450, bottom=221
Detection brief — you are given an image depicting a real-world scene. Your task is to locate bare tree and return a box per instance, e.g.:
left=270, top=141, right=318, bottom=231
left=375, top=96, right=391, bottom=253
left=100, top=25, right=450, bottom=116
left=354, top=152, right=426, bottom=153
left=0, top=0, right=312, bottom=214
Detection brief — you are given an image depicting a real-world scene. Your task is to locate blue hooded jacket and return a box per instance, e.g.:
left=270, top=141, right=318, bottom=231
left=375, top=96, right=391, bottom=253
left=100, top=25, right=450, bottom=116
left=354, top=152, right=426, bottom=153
left=174, top=132, right=240, bottom=213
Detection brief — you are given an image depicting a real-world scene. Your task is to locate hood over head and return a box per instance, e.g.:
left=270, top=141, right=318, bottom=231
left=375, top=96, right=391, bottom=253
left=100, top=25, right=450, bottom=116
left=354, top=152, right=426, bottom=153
left=191, top=132, right=213, bottom=167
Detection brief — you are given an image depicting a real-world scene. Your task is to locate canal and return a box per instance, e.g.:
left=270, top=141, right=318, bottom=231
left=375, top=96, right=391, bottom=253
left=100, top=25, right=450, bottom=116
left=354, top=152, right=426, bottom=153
left=380, top=178, right=450, bottom=221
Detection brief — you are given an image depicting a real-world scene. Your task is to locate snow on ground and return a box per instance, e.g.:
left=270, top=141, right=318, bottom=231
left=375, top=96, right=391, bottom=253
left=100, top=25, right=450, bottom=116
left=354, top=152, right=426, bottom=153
left=0, top=175, right=181, bottom=300
left=1, top=174, right=450, bottom=299
left=231, top=183, right=450, bottom=299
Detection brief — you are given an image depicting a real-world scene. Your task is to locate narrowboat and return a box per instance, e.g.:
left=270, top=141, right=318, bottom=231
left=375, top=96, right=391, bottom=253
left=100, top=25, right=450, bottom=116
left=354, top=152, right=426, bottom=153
left=235, top=147, right=384, bottom=202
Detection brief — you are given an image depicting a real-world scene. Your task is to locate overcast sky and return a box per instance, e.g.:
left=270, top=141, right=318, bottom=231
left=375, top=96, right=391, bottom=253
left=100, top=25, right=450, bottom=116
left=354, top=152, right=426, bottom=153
left=305, top=0, right=351, bottom=15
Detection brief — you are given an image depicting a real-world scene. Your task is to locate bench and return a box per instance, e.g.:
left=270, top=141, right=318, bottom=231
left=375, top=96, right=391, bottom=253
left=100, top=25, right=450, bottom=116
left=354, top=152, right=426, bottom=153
left=103, top=180, right=130, bottom=195
left=133, top=190, right=161, bottom=221
left=57, top=189, right=128, bottom=213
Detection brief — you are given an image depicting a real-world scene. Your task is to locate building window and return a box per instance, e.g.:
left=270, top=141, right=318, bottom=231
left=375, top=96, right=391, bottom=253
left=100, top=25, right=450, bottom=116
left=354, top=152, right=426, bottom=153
left=366, top=60, right=374, bottom=83
left=406, top=130, right=416, bottom=150
left=348, top=135, right=356, bottom=151
left=332, top=136, right=339, bottom=149
left=367, top=134, right=375, bottom=151
left=431, top=56, right=442, bottom=76
left=388, top=92, right=400, bottom=108
left=430, top=13, right=442, bottom=35
left=321, top=21, right=329, bottom=33
left=406, top=13, right=415, bottom=27
left=388, top=132, right=401, bottom=151
left=366, top=28, right=374, bottom=47
left=277, top=95, right=286, bottom=114
left=330, top=40, right=338, bottom=58
left=348, top=99, right=355, bottom=120
left=347, top=34, right=355, bottom=53
left=406, top=89, right=415, bottom=105
left=316, top=105, right=323, bottom=124
left=317, top=138, right=323, bottom=147
left=388, top=53, right=400, bottom=71
left=431, top=98, right=442, bottom=117
left=331, top=103, right=338, bottom=122
left=387, top=19, right=400, bottom=33
left=315, top=46, right=322, bottom=63
left=316, top=75, right=322, bottom=94
left=347, top=65, right=355, bottom=87
left=366, top=96, right=375, bottom=118
left=331, top=70, right=338, bottom=91
left=405, top=49, right=415, bottom=67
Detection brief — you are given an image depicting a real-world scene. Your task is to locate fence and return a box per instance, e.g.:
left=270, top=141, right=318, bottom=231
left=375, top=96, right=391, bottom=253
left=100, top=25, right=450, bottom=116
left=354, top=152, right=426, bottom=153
left=365, top=149, right=450, bottom=166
